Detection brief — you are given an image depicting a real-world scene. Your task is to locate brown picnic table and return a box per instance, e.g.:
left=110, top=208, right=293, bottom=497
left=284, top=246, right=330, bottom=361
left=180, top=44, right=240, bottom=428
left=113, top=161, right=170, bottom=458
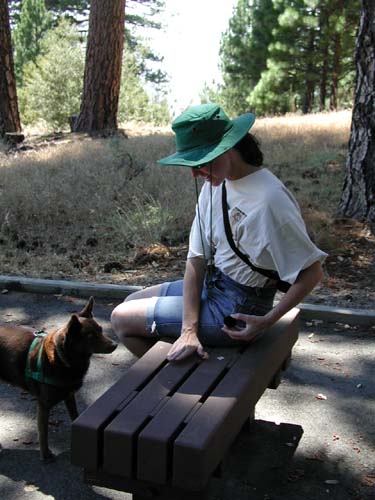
left=71, top=308, right=300, bottom=500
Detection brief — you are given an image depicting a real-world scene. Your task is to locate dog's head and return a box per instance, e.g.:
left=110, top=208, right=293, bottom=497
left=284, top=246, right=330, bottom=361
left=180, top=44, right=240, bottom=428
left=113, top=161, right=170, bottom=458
left=60, top=297, right=117, bottom=356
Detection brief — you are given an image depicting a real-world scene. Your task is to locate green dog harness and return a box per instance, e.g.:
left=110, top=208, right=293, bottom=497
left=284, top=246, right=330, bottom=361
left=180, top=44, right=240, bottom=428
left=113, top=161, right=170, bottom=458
left=25, top=330, right=73, bottom=387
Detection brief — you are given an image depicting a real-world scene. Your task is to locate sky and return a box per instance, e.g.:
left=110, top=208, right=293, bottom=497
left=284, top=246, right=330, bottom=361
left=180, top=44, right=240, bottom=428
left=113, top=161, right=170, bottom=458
left=145, top=0, right=238, bottom=115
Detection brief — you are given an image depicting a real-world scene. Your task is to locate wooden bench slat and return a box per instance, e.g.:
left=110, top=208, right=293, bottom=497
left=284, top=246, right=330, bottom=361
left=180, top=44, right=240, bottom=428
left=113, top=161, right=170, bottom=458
left=71, top=341, right=171, bottom=469
left=137, top=348, right=241, bottom=484
left=102, top=356, right=200, bottom=477
left=172, top=309, right=299, bottom=490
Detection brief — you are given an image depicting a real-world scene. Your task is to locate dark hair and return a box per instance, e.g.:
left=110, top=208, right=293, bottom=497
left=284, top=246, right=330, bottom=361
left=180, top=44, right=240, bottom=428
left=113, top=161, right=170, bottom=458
left=233, top=133, right=263, bottom=167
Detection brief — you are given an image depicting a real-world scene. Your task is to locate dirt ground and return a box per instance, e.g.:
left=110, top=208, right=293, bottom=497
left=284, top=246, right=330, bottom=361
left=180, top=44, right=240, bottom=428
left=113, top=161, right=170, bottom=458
left=95, top=217, right=375, bottom=311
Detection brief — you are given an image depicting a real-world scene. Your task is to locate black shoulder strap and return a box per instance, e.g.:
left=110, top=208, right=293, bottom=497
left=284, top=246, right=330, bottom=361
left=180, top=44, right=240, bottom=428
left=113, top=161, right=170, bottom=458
left=221, top=180, right=291, bottom=293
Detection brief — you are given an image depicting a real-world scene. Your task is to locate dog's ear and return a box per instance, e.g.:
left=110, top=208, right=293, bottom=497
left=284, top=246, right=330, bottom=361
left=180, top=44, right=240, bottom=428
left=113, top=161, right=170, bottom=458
left=67, top=314, right=82, bottom=335
left=79, top=296, right=94, bottom=318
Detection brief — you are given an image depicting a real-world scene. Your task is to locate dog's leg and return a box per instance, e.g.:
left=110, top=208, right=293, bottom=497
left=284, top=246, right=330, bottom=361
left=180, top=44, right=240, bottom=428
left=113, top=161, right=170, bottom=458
left=64, top=392, right=78, bottom=421
left=37, top=402, right=55, bottom=463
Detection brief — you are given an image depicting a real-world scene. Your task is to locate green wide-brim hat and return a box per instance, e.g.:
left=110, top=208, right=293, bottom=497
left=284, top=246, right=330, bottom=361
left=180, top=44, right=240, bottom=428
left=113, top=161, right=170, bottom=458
left=157, top=103, right=255, bottom=167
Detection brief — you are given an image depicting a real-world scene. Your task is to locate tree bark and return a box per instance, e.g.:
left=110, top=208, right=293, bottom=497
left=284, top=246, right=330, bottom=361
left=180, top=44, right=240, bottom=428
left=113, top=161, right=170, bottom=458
left=0, top=0, right=21, bottom=137
left=319, top=7, right=329, bottom=111
left=302, top=26, right=316, bottom=114
left=338, top=0, right=375, bottom=222
left=329, top=33, right=341, bottom=110
left=74, top=0, right=126, bottom=134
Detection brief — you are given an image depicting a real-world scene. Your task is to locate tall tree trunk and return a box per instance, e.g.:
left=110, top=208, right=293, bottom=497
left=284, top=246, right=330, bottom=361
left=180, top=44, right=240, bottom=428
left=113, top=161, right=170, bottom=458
left=329, top=33, right=341, bottom=110
left=0, top=0, right=21, bottom=137
left=338, top=0, right=375, bottom=222
left=320, top=55, right=328, bottom=111
left=74, top=0, right=126, bottom=134
left=319, top=8, right=329, bottom=111
left=302, top=27, right=316, bottom=114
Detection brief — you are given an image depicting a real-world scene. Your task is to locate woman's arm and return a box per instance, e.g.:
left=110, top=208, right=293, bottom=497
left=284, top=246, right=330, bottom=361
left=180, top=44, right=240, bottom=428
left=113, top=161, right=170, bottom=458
left=166, top=257, right=209, bottom=361
left=222, top=260, right=324, bottom=341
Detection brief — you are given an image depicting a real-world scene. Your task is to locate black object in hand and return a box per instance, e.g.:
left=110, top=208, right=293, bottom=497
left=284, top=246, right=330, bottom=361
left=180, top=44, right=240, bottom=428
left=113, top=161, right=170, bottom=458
left=223, top=315, right=236, bottom=328
left=224, top=315, right=247, bottom=329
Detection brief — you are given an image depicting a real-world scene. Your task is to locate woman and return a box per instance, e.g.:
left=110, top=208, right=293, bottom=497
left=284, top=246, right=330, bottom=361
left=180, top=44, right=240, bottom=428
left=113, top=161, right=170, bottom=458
left=111, top=103, right=327, bottom=361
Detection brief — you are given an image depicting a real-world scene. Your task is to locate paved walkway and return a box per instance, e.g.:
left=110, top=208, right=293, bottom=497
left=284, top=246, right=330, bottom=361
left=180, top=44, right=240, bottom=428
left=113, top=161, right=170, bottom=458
left=0, top=291, right=374, bottom=500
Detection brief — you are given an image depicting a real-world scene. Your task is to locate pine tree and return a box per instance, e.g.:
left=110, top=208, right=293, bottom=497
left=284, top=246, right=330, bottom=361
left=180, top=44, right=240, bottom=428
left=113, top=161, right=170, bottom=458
left=220, top=0, right=279, bottom=115
left=18, top=20, right=85, bottom=129
left=13, top=0, right=53, bottom=84
left=118, top=41, right=170, bottom=125
left=74, top=0, right=126, bottom=133
left=0, top=0, right=21, bottom=137
left=10, top=0, right=167, bottom=86
left=338, top=1, right=375, bottom=222
left=220, top=0, right=359, bottom=116
left=252, top=0, right=321, bottom=114
left=324, top=0, right=358, bottom=110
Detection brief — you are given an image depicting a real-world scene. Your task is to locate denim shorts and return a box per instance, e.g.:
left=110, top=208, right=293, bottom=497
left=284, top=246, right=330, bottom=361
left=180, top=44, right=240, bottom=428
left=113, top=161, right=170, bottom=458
left=146, top=268, right=276, bottom=347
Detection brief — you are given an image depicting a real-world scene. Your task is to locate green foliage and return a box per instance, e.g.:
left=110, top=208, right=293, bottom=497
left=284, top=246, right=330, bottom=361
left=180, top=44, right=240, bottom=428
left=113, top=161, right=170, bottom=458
left=10, top=0, right=164, bottom=25
left=44, top=0, right=89, bottom=20
left=10, top=0, right=169, bottom=130
left=219, top=0, right=360, bottom=116
left=219, top=0, right=252, bottom=113
left=219, top=0, right=280, bottom=115
left=124, top=35, right=167, bottom=88
left=18, top=20, right=84, bottom=129
left=124, top=1, right=167, bottom=88
left=118, top=43, right=170, bottom=125
left=10, top=0, right=167, bottom=88
left=17, top=22, right=169, bottom=129
left=199, top=81, right=225, bottom=107
left=251, top=0, right=320, bottom=114
left=13, top=0, right=53, bottom=84
left=249, top=60, right=292, bottom=115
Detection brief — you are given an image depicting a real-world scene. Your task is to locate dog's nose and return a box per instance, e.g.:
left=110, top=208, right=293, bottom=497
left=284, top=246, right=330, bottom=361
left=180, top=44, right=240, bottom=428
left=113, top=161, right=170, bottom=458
left=95, top=337, right=118, bottom=354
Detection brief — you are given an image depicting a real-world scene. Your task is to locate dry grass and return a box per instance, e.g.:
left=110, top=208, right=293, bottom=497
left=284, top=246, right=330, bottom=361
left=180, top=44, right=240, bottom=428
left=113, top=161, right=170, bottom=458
left=0, top=110, right=351, bottom=280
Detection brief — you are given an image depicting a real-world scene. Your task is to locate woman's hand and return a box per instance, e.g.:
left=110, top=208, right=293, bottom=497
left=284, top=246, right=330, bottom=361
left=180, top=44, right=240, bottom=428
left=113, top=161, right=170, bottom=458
left=222, top=313, right=271, bottom=342
left=167, top=328, right=209, bottom=362
left=222, top=261, right=324, bottom=343
left=167, top=257, right=208, bottom=362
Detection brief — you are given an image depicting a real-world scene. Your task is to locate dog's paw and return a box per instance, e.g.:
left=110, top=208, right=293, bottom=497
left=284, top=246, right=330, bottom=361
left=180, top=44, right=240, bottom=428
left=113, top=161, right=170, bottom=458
left=41, top=450, right=56, bottom=464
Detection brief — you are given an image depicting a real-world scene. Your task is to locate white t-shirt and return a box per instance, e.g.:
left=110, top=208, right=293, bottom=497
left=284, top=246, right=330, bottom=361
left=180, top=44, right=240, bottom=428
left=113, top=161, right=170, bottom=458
left=187, top=168, right=327, bottom=287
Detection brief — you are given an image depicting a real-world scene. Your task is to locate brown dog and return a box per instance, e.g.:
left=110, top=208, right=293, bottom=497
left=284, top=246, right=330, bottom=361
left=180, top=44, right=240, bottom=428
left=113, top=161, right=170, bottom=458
left=0, top=296, right=117, bottom=462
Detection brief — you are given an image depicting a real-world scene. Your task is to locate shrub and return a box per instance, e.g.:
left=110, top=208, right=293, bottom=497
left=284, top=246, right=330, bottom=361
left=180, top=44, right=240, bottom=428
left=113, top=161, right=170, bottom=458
left=118, top=47, right=170, bottom=126
left=18, top=20, right=85, bottom=130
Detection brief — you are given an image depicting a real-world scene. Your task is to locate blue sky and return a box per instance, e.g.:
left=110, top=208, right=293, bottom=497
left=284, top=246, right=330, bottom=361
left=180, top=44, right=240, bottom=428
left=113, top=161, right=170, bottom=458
left=145, top=0, right=237, bottom=114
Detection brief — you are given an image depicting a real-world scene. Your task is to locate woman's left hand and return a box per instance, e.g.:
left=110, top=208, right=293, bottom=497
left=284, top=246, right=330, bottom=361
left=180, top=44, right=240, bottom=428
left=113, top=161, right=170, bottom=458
left=221, top=313, right=271, bottom=342
left=166, top=332, right=209, bottom=362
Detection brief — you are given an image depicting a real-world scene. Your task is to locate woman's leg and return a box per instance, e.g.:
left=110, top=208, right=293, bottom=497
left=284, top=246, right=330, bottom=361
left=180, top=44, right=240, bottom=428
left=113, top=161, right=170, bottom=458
left=110, top=284, right=165, bottom=357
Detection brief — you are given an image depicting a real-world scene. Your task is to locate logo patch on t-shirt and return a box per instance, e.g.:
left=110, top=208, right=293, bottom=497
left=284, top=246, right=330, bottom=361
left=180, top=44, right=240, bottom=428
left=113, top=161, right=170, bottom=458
left=229, top=207, right=246, bottom=226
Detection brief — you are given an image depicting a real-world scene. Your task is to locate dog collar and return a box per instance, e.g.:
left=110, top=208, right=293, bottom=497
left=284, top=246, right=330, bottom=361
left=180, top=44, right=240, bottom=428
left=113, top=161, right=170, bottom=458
left=25, top=331, right=76, bottom=387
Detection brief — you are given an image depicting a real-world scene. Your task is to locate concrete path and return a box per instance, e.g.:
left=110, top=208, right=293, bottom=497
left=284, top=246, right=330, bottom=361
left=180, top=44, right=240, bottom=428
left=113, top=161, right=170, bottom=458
left=1, top=274, right=375, bottom=325
left=0, top=291, right=374, bottom=500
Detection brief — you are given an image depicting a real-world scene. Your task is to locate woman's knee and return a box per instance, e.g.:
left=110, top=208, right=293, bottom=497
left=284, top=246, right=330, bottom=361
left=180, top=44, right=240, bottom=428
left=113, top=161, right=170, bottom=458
left=111, top=302, right=137, bottom=337
left=110, top=303, right=128, bottom=341
left=110, top=298, right=157, bottom=339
